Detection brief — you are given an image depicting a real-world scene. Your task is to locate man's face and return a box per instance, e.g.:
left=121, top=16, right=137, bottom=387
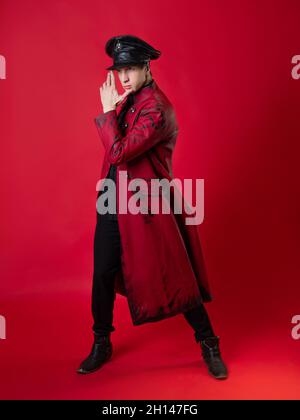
left=115, top=65, right=147, bottom=92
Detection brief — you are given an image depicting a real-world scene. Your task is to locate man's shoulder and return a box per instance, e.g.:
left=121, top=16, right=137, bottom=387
left=138, top=89, right=174, bottom=114
left=137, top=89, right=178, bottom=133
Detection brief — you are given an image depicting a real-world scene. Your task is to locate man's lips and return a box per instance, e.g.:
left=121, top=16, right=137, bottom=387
left=124, top=85, right=132, bottom=89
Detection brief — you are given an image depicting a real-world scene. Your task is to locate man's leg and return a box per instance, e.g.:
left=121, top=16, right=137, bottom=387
left=91, top=214, right=122, bottom=337
left=183, top=303, right=215, bottom=343
left=77, top=213, right=122, bottom=374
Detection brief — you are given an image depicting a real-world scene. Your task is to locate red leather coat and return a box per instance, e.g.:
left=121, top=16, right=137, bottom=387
left=94, top=79, right=212, bottom=326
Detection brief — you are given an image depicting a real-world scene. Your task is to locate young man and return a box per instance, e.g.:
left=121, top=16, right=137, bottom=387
left=77, top=35, right=228, bottom=379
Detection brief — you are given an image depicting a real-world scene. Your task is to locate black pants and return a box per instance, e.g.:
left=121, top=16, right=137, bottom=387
left=91, top=212, right=215, bottom=343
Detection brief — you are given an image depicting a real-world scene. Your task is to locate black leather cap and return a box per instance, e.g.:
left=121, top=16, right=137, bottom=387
left=105, top=34, right=161, bottom=70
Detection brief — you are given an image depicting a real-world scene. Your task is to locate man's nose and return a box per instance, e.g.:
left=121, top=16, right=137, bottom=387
left=120, top=72, right=129, bottom=83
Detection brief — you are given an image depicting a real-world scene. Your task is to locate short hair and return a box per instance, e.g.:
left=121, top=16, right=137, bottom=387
left=136, top=62, right=152, bottom=76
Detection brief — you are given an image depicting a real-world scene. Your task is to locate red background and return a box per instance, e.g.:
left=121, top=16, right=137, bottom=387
left=1, top=0, right=300, bottom=399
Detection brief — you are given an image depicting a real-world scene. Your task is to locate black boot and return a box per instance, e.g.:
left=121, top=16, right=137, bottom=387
left=77, top=334, right=113, bottom=374
left=199, top=336, right=228, bottom=380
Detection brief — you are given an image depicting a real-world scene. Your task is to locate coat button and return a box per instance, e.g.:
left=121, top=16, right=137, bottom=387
left=130, top=107, right=135, bottom=113
left=124, top=123, right=129, bottom=128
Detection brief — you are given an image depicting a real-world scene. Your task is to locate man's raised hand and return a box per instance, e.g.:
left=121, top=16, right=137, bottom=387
left=100, top=71, right=134, bottom=113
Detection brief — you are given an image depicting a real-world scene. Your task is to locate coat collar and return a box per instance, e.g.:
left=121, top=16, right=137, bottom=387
left=131, top=78, right=156, bottom=104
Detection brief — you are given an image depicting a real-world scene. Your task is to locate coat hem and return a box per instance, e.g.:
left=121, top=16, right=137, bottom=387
left=131, top=295, right=213, bottom=326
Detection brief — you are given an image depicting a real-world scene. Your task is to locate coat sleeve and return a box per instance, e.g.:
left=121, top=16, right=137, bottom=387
left=94, top=103, right=166, bottom=165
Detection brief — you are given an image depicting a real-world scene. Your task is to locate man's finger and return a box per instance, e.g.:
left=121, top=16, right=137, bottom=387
left=118, top=88, right=134, bottom=102
left=106, top=71, right=111, bottom=86
left=110, top=71, right=116, bottom=88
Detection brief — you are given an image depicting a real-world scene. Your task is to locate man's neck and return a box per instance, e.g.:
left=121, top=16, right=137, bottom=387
left=133, top=77, right=153, bottom=96
left=144, top=76, right=153, bottom=86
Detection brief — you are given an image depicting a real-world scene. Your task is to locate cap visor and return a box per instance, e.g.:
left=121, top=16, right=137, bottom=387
left=106, top=65, right=117, bottom=70
left=106, top=61, right=145, bottom=71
